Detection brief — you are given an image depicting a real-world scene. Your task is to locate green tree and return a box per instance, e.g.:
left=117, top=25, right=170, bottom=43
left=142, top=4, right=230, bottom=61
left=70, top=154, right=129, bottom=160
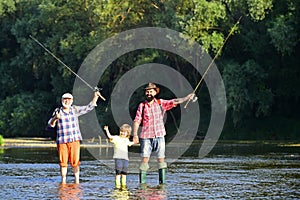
left=0, top=91, right=53, bottom=137
left=223, top=60, right=273, bottom=125
left=0, top=0, right=299, bottom=139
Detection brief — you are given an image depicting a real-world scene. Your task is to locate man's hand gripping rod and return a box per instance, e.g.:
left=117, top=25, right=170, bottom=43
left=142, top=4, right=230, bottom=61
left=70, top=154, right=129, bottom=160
left=30, top=35, right=105, bottom=101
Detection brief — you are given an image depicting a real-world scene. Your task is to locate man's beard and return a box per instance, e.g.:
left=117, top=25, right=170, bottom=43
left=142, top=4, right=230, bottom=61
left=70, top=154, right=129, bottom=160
left=62, top=102, right=72, bottom=109
left=146, top=95, right=154, bottom=102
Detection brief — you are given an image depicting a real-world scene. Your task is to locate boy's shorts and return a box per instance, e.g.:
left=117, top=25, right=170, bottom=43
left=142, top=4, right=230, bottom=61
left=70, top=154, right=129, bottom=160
left=57, top=140, right=80, bottom=168
left=115, top=159, right=129, bottom=175
left=139, top=137, right=165, bottom=158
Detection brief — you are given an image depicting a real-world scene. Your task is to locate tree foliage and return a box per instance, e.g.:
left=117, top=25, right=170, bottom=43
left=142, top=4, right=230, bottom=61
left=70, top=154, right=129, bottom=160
left=0, top=0, right=299, bottom=139
left=0, top=91, right=52, bottom=137
left=223, top=60, right=273, bottom=125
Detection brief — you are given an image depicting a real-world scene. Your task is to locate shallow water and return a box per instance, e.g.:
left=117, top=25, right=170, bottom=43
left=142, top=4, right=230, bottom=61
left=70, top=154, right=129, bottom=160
left=0, top=142, right=299, bottom=199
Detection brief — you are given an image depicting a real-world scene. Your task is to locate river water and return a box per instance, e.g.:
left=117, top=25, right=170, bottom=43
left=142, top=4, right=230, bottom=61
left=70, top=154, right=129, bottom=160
left=0, top=141, right=299, bottom=199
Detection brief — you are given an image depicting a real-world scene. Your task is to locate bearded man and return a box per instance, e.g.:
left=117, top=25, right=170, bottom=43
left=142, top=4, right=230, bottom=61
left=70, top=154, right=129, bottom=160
left=133, top=83, right=194, bottom=184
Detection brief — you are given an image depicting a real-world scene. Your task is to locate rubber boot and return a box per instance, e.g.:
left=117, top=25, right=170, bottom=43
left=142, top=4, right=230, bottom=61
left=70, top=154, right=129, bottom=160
left=158, top=162, right=167, bottom=184
left=121, top=175, right=126, bottom=187
left=139, top=170, right=147, bottom=184
left=158, top=168, right=166, bottom=184
left=115, top=175, right=121, bottom=188
left=139, top=163, right=149, bottom=184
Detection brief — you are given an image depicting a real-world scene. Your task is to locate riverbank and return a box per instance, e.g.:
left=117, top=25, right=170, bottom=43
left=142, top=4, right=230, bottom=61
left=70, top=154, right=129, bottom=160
left=2, top=137, right=55, bottom=147
left=1, top=137, right=112, bottom=148
left=1, top=137, right=300, bottom=148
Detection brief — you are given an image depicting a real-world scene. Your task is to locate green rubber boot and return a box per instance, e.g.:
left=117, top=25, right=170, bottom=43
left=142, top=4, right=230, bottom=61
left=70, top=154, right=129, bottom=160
left=158, top=168, right=166, bottom=184
left=139, top=170, right=147, bottom=184
left=158, top=162, right=167, bottom=184
left=139, top=163, right=149, bottom=184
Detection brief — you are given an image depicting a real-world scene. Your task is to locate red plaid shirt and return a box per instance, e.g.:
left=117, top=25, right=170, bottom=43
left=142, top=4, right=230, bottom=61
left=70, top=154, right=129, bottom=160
left=134, top=99, right=176, bottom=138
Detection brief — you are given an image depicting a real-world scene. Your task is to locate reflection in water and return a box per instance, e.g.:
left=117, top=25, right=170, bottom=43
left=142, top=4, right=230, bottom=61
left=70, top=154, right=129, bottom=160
left=111, top=187, right=131, bottom=200
left=58, top=183, right=83, bottom=200
left=134, top=184, right=167, bottom=200
left=110, top=184, right=167, bottom=200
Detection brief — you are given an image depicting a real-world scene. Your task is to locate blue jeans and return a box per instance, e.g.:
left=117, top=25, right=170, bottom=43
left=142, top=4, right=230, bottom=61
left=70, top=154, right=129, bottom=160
left=139, top=137, right=165, bottom=159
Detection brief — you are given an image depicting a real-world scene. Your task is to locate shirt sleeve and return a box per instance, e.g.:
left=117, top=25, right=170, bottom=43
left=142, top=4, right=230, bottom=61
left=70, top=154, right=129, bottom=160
left=134, top=102, right=144, bottom=124
left=128, top=141, right=135, bottom=147
left=110, top=136, right=117, bottom=144
left=73, top=102, right=96, bottom=117
left=160, top=99, right=176, bottom=111
left=47, top=118, right=55, bottom=128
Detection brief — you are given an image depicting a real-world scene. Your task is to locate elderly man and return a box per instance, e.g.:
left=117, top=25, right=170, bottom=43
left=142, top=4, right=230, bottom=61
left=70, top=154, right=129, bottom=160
left=133, top=83, right=194, bottom=184
left=48, top=91, right=101, bottom=184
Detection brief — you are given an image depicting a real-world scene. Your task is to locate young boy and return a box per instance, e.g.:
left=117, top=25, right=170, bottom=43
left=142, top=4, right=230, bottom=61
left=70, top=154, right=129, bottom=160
left=104, top=124, right=136, bottom=188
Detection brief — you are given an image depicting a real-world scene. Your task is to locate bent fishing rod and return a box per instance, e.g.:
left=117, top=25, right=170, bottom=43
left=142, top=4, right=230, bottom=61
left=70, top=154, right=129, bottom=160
left=184, top=16, right=242, bottom=109
left=30, top=35, right=106, bottom=101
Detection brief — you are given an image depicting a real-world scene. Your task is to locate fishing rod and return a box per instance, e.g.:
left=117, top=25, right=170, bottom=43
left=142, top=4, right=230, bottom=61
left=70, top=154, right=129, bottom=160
left=29, top=35, right=106, bottom=101
left=184, top=16, right=242, bottom=109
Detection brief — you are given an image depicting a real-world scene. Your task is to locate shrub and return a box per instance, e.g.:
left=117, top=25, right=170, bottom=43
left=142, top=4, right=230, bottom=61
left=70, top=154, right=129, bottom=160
left=0, top=135, right=4, bottom=146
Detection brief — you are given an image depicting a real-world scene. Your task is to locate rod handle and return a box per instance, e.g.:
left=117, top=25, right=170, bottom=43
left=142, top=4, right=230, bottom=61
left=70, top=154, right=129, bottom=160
left=94, top=87, right=106, bottom=101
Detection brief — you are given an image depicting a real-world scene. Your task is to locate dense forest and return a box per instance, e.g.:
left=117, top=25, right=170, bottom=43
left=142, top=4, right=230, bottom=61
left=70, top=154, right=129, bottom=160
left=0, top=0, right=299, bottom=140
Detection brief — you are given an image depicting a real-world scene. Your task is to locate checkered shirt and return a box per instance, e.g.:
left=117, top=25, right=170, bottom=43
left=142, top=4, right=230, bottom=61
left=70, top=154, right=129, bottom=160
left=49, top=102, right=95, bottom=144
left=134, top=98, right=176, bottom=138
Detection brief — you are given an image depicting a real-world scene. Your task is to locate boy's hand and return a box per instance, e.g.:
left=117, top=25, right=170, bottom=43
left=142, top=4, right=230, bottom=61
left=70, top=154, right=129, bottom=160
left=104, top=126, right=108, bottom=131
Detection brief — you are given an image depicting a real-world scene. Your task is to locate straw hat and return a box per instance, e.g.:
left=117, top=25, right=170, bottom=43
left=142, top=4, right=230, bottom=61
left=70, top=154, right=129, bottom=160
left=144, top=83, right=160, bottom=94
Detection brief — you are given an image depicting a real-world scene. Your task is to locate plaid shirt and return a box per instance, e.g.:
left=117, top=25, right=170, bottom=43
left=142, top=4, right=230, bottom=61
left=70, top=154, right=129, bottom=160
left=49, top=102, right=95, bottom=144
left=134, top=99, right=176, bottom=138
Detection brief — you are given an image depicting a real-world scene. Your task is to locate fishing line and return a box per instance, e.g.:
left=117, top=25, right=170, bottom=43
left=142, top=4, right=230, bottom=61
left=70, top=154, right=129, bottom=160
left=29, top=35, right=106, bottom=101
left=184, top=16, right=242, bottom=109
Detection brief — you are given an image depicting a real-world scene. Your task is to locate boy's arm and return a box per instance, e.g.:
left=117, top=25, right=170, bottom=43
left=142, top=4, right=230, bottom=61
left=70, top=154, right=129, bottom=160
left=103, top=126, right=112, bottom=139
left=128, top=141, right=135, bottom=146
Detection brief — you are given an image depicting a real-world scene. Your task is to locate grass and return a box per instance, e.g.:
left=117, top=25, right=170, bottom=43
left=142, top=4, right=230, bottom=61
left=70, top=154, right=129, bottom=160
left=0, top=135, right=4, bottom=146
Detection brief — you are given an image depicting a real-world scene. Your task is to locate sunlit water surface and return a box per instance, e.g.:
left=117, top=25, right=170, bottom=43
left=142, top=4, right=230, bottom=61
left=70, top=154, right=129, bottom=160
left=0, top=141, right=299, bottom=199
